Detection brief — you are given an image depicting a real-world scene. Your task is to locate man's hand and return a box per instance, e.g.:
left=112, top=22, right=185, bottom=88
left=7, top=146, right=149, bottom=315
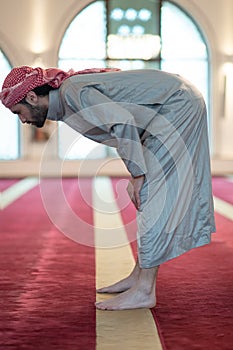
left=127, top=175, right=145, bottom=210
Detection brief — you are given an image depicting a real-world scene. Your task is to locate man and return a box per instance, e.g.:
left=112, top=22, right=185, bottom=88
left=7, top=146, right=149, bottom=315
left=0, top=66, right=216, bottom=310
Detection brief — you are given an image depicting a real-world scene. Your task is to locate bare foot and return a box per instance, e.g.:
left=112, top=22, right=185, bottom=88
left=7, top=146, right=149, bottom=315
left=96, top=274, right=139, bottom=294
left=95, top=285, right=156, bottom=310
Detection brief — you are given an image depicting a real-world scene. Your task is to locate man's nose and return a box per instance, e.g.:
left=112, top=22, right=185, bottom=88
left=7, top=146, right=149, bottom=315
left=19, top=115, right=26, bottom=123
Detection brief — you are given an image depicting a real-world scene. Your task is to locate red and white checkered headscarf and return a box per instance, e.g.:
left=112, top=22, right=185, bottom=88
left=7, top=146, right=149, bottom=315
left=0, top=66, right=120, bottom=109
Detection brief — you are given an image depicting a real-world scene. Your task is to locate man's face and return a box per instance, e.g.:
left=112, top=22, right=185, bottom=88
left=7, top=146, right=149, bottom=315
left=10, top=101, right=48, bottom=128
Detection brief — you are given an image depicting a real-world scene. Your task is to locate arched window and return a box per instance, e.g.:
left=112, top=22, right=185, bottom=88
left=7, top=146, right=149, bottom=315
left=58, top=0, right=209, bottom=160
left=0, top=49, right=20, bottom=159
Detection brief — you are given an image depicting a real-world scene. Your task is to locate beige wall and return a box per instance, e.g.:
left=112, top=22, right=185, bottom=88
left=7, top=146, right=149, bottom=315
left=0, top=0, right=233, bottom=176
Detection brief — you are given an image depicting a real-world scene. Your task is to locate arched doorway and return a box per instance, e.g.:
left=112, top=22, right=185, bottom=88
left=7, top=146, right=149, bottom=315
left=58, top=0, right=209, bottom=160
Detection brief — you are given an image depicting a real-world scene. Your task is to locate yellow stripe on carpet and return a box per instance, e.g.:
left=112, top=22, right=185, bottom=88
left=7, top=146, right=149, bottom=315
left=93, top=177, right=163, bottom=350
left=0, top=177, right=39, bottom=210
left=213, top=196, right=233, bottom=221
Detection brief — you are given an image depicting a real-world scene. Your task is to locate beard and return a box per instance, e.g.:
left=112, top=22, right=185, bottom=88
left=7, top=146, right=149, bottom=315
left=28, top=104, right=48, bottom=128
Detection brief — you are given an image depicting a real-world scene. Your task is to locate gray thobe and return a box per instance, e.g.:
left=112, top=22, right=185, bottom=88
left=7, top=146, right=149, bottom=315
left=47, top=69, right=216, bottom=268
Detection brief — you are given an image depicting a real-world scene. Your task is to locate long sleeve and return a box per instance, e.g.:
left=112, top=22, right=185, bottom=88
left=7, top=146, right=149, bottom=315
left=61, top=82, right=148, bottom=177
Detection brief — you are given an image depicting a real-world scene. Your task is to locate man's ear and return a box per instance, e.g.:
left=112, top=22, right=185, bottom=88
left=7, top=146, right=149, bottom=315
left=25, top=91, right=38, bottom=106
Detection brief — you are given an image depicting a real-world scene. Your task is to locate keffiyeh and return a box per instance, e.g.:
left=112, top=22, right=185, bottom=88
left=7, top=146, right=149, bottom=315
left=0, top=66, right=120, bottom=108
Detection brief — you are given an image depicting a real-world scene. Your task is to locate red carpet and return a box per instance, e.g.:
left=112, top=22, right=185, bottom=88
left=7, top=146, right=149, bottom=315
left=212, top=176, right=233, bottom=204
left=0, top=178, right=96, bottom=350
left=0, top=178, right=19, bottom=191
left=1, top=177, right=233, bottom=349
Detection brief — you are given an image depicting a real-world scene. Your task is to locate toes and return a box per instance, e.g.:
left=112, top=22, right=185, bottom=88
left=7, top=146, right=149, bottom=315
left=96, top=288, right=108, bottom=293
left=96, top=286, right=109, bottom=292
left=95, top=302, right=108, bottom=310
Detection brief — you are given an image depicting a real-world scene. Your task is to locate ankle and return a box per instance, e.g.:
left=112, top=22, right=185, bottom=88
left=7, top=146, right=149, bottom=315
left=129, top=263, right=141, bottom=278
left=136, top=266, right=159, bottom=294
left=137, top=281, right=155, bottom=296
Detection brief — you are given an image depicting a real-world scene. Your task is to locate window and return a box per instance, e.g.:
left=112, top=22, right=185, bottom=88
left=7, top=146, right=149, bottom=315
left=58, top=0, right=209, bottom=160
left=161, top=1, right=209, bottom=104
left=0, top=49, right=20, bottom=159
